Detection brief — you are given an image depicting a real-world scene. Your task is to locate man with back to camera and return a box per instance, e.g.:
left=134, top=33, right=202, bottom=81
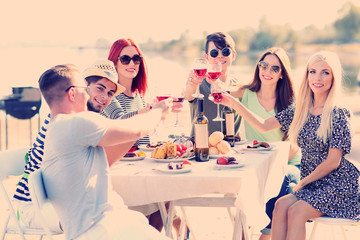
left=35, top=63, right=172, bottom=239
left=14, top=60, right=134, bottom=232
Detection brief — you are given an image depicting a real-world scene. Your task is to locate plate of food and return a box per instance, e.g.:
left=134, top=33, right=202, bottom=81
left=242, top=140, right=273, bottom=151
left=120, top=156, right=146, bottom=161
left=138, top=144, right=160, bottom=152
left=234, top=138, right=247, bottom=145
left=213, top=157, right=244, bottom=169
left=120, top=151, right=146, bottom=161
left=155, top=160, right=192, bottom=174
left=150, top=155, right=195, bottom=163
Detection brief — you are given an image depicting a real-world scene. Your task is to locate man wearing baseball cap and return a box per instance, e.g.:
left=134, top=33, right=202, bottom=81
left=12, top=60, right=133, bottom=233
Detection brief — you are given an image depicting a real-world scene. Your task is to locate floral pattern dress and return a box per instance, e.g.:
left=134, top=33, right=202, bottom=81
left=275, top=105, right=360, bottom=220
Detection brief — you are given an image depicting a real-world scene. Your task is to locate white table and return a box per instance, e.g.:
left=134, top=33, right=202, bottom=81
left=110, top=141, right=289, bottom=239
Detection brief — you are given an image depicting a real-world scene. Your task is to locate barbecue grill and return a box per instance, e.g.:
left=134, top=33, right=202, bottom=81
left=0, top=87, right=41, bottom=150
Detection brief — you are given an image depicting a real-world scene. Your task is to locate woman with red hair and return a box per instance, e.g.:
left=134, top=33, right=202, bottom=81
left=102, top=38, right=184, bottom=235
left=102, top=38, right=152, bottom=146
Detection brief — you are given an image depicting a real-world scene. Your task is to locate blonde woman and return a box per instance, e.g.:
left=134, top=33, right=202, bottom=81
left=213, top=51, right=360, bottom=240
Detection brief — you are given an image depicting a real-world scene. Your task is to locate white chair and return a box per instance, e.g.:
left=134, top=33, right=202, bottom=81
left=309, top=216, right=360, bottom=240
left=309, top=136, right=360, bottom=240
left=28, top=169, right=59, bottom=240
left=0, top=147, right=61, bottom=240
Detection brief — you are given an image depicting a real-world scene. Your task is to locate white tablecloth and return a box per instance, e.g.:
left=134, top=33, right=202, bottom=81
left=110, top=141, right=289, bottom=228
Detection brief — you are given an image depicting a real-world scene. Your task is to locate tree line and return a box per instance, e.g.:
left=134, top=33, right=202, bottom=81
left=139, top=2, right=360, bottom=55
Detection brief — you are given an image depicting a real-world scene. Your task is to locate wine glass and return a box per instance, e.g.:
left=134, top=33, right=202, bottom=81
left=210, top=81, right=225, bottom=121
left=208, top=62, right=224, bottom=121
left=191, top=58, right=208, bottom=98
left=150, top=92, right=171, bottom=143
left=172, top=91, right=185, bottom=128
left=207, top=62, right=222, bottom=83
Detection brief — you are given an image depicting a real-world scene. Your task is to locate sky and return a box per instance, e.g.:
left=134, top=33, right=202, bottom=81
left=1, top=0, right=358, bottom=46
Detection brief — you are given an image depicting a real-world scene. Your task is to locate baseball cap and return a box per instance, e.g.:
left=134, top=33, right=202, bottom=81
left=83, top=60, right=125, bottom=95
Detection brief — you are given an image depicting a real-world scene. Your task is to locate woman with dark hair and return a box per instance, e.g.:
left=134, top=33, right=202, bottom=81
left=231, top=47, right=300, bottom=240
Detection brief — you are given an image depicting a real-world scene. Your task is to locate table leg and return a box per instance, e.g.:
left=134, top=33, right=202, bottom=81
left=164, top=201, right=175, bottom=238
left=157, top=202, right=168, bottom=228
left=233, top=208, right=250, bottom=240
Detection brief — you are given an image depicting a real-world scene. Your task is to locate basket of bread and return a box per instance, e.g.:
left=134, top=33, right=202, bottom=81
left=208, top=131, right=232, bottom=155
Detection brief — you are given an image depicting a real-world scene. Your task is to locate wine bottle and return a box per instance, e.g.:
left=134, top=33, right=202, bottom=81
left=194, top=97, right=209, bottom=162
left=222, top=106, right=235, bottom=147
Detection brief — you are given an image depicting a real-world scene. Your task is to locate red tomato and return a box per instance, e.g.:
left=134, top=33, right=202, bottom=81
left=217, top=157, right=228, bottom=165
left=182, top=160, right=192, bottom=165
left=253, top=140, right=258, bottom=145
left=176, top=145, right=182, bottom=152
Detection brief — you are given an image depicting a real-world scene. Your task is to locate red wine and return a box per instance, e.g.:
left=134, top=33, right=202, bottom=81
left=194, top=97, right=209, bottom=162
left=211, top=92, right=223, bottom=102
left=194, top=68, right=207, bottom=77
left=208, top=72, right=222, bottom=80
left=173, top=97, right=185, bottom=103
left=156, top=96, right=170, bottom=101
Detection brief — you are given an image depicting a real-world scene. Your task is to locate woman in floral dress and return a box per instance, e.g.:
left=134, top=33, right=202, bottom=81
left=213, top=51, right=360, bottom=240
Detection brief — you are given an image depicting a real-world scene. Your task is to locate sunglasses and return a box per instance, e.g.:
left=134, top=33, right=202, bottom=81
left=65, top=85, right=88, bottom=92
left=258, top=61, right=281, bottom=75
left=118, top=54, right=142, bottom=65
left=209, top=48, right=231, bottom=58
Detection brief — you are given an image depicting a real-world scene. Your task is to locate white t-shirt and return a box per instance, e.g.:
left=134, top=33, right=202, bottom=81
left=42, top=112, right=118, bottom=240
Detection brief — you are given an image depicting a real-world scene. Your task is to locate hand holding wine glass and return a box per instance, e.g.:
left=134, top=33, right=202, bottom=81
left=210, top=81, right=225, bottom=122
left=191, top=58, right=208, bottom=98
left=209, top=91, right=236, bottom=110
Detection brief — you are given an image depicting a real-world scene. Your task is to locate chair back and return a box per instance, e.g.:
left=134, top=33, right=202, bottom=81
left=0, top=147, right=29, bottom=179
left=28, top=169, right=48, bottom=209
left=28, top=169, right=54, bottom=239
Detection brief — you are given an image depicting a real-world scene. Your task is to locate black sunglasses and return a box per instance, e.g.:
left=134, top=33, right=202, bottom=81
left=65, top=85, right=88, bottom=92
left=258, top=61, right=281, bottom=75
left=118, top=54, right=142, bottom=65
left=209, top=48, right=231, bottom=58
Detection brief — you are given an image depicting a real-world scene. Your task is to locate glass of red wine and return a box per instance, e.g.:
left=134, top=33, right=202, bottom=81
left=191, top=58, right=208, bottom=98
left=207, top=62, right=222, bottom=83
left=156, top=95, right=170, bottom=102
left=208, top=62, right=224, bottom=121
left=172, top=90, right=185, bottom=128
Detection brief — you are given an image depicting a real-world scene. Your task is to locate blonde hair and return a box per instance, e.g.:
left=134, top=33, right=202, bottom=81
left=288, top=51, right=343, bottom=146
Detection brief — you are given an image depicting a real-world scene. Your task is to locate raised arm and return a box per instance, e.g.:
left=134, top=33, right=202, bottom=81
left=184, top=70, right=204, bottom=101
left=98, top=99, right=171, bottom=147
left=217, top=92, right=281, bottom=132
left=105, top=142, right=135, bottom=167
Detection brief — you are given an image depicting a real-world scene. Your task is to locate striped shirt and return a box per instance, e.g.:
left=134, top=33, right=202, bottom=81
left=13, top=114, right=51, bottom=202
left=101, top=91, right=150, bottom=146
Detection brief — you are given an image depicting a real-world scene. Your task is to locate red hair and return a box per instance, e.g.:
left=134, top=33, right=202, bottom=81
left=108, top=39, right=148, bottom=96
